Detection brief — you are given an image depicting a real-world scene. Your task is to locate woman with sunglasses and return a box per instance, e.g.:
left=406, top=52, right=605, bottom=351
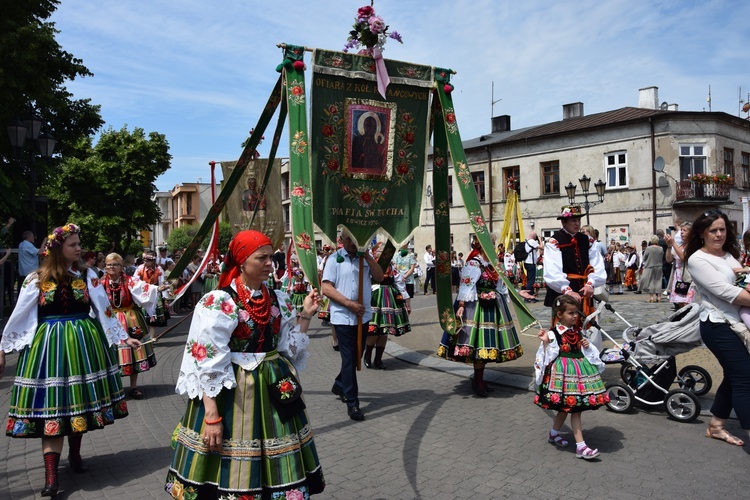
left=684, top=210, right=750, bottom=447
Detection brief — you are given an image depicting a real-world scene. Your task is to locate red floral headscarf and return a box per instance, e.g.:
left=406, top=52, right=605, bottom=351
left=217, top=230, right=272, bottom=289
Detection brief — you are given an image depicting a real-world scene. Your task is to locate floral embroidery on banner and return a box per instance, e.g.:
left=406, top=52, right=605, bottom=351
left=287, top=79, right=306, bottom=107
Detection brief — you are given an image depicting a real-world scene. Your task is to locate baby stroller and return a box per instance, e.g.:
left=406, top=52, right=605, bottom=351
left=586, top=301, right=711, bottom=423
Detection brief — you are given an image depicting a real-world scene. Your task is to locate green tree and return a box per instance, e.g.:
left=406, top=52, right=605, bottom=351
left=46, top=126, right=171, bottom=252
left=167, top=225, right=199, bottom=253
left=1, top=0, right=104, bottom=219
left=167, top=222, right=232, bottom=256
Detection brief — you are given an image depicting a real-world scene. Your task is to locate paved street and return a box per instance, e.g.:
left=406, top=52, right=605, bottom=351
left=1, top=289, right=749, bottom=499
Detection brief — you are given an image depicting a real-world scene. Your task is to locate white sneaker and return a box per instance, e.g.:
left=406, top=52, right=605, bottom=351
left=662, top=290, right=668, bottom=296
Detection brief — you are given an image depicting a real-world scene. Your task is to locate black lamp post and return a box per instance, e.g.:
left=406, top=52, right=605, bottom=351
left=6, top=112, right=56, bottom=237
left=564, top=174, right=606, bottom=225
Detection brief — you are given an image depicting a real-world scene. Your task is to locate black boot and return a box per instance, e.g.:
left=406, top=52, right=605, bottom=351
left=363, top=345, right=373, bottom=369
left=41, top=451, right=60, bottom=497
left=68, top=434, right=88, bottom=473
left=373, top=346, right=386, bottom=369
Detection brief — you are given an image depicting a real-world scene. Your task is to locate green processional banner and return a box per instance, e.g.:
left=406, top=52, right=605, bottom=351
left=433, top=74, right=538, bottom=333
left=309, top=49, right=433, bottom=249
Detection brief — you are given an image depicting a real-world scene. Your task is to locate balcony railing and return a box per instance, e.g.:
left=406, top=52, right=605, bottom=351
left=675, top=180, right=731, bottom=201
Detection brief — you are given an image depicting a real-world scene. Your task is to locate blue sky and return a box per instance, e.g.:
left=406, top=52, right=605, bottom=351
left=51, top=0, right=749, bottom=192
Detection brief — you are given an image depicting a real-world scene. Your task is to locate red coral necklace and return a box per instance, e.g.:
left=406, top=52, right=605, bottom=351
left=234, top=277, right=271, bottom=326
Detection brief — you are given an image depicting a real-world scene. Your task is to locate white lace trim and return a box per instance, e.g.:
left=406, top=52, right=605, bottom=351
left=1, top=329, right=36, bottom=352
left=278, top=324, right=311, bottom=371
left=175, top=370, right=237, bottom=399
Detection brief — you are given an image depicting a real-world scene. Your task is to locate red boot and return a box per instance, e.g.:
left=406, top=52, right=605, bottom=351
left=41, top=451, right=60, bottom=497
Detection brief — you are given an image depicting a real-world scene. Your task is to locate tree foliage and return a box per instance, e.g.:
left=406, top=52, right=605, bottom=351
left=167, top=221, right=233, bottom=256
left=0, top=0, right=104, bottom=218
left=46, top=126, right=171, bottom=252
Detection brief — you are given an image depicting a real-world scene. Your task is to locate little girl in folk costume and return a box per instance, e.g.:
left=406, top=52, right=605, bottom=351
left=290, top=268, right=310, bottom=313
left=533, top=295, right=608, bottom=460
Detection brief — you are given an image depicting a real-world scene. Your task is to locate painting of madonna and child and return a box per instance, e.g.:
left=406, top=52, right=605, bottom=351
left=345, top=103, right=395, bottom=179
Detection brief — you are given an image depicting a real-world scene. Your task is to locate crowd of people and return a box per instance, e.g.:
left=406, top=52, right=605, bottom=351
left=2, top=206, right=750, bottom=496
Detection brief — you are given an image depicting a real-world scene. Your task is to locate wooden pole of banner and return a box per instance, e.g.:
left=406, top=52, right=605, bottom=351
left=356, top=255, right=364, bottom=371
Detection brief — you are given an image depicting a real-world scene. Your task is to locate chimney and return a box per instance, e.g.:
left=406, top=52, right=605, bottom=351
left=668, top=103, right=679, bottom=111
left=638, top=86, right=659, bottom=109
left=491, top=115, right=511, bottom=133
left=563, top=102, right=584, bottom=120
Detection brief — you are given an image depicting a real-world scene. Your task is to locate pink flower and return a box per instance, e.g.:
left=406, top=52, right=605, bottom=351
left=328, top=105, right=339, bottom=114
left=271, top=305, right=280, bottom=317
left=589, top=395, right=598, bottom=405
left=550, top=393, right=561, bottom=403
left=191, top=343, right=208, bottom=361
left=286, top=489, right=304, bottom=500
left=291, top=186, right=306, bottom=197
left=220, top=300, right=234, bottom=315
left=237, top=309, right=250, bottom=323
left=368, top=16, right=386, bottom=34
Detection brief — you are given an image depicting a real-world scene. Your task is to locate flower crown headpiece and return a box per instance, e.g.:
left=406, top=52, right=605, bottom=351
left=47, top=223, right=80, bottom=248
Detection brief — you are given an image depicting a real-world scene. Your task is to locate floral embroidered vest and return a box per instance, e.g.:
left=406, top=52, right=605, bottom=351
left=38, top=276, right=90, bottom=318
left=221, top=285, right=282, bottom=354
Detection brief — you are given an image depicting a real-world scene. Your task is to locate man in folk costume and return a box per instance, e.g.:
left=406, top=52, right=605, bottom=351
left=543, top=204, right=606, bottom=318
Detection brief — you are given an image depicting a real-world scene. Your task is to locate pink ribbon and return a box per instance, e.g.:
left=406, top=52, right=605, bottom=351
left=372, top=46, right=390, bottom=99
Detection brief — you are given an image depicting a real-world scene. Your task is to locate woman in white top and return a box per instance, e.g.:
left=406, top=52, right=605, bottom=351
left=685, top=210, right=750, bottom=447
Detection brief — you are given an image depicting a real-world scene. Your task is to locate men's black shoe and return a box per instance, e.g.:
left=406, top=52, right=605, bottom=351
left=331, top=384, right=348, bottom=403
left=347, top=406, right=365, bottom=421
left=633, top=291, right=642, bottom=294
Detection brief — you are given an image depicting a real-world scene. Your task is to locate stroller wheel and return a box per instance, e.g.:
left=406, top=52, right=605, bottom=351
left=664, top=389, right=701, bottom=423
left=620, top=364, right=638, bottom=385
left=677, top=365, right=712, bottom=397
left=605, top=383, right=634, bottom=414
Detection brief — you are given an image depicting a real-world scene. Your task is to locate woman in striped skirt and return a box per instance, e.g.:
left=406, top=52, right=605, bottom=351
left=103, top=252, right=163, bottom=399
left=0, top=224, right=138, bottom=497
left=165, top=230, right=325, bottom=499
left=437, top=240, right=524, bottom=397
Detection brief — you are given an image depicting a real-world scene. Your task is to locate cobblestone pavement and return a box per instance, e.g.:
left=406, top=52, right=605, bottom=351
left=1, top=289, right=749, bottom=499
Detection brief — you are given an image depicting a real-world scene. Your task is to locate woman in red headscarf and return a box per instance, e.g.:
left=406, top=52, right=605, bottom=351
left=437, top=239, right=524, bottom=397
left=165, top=230, right=325, bottom=499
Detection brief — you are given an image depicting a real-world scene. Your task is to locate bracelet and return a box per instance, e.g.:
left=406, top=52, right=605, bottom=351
left=298, top=313, right=312, bottom=321
left=204, top=416, right=223, bottom=425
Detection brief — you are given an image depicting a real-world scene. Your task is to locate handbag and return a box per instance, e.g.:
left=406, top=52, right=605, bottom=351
left=673, top=280, right=691, bottom=296
left=267, top=373, right=306, bottom=423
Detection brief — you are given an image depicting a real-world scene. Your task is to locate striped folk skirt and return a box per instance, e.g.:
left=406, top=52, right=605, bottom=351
left=113, top=305, right=157, bottom=376
left=166, top=353, right=325, bottom=499
left=6, top=313, right=128, bottom=438
left=369, top=285, right=410, bottom=336
left=534, top=352, right=609, bottom=413
left=437, top=297, right=523, bottom=364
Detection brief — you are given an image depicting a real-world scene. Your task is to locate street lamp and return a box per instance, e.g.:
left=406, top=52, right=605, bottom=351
left=6, top=112, right=56, bottom=237
left=564, top=174, right=606, bottom=225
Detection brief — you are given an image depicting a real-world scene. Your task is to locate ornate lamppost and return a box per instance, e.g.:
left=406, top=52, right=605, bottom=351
left=6, top=112, right=56, bottom=236
left=564, top=174, right=606, bottom=225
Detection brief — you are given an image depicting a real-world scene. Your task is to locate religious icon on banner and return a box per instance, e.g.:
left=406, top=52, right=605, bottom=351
left=345, top=101, right=394, bottom=179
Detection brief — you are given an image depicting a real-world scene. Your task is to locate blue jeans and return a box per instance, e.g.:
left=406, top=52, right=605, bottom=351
left=700, top=320, right=750, bottom=429
left=332, top=324, right=367, bottom=408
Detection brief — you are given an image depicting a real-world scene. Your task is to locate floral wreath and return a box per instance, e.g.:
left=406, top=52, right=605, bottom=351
left=47, top=223, right=80, bottom=248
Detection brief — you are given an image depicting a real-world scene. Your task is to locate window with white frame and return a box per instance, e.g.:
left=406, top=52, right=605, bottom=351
left=605, top=151, right=628, bottom=188
left=679, top=144, right=706, bottom=180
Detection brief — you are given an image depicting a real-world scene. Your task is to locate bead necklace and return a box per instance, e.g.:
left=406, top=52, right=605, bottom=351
left=107, top=275, right=123, bottom=308
left=234, top=277, right=271, bottom=326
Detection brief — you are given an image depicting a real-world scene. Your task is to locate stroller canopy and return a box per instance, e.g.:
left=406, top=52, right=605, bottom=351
left=633, top=302, right=703, bottom=359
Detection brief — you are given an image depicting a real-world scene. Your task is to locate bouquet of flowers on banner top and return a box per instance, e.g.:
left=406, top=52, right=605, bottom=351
left=344, top=4, right=403, bottom=54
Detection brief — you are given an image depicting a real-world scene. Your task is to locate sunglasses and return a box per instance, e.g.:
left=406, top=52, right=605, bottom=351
left=703, top=210, right=725, bottom=218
